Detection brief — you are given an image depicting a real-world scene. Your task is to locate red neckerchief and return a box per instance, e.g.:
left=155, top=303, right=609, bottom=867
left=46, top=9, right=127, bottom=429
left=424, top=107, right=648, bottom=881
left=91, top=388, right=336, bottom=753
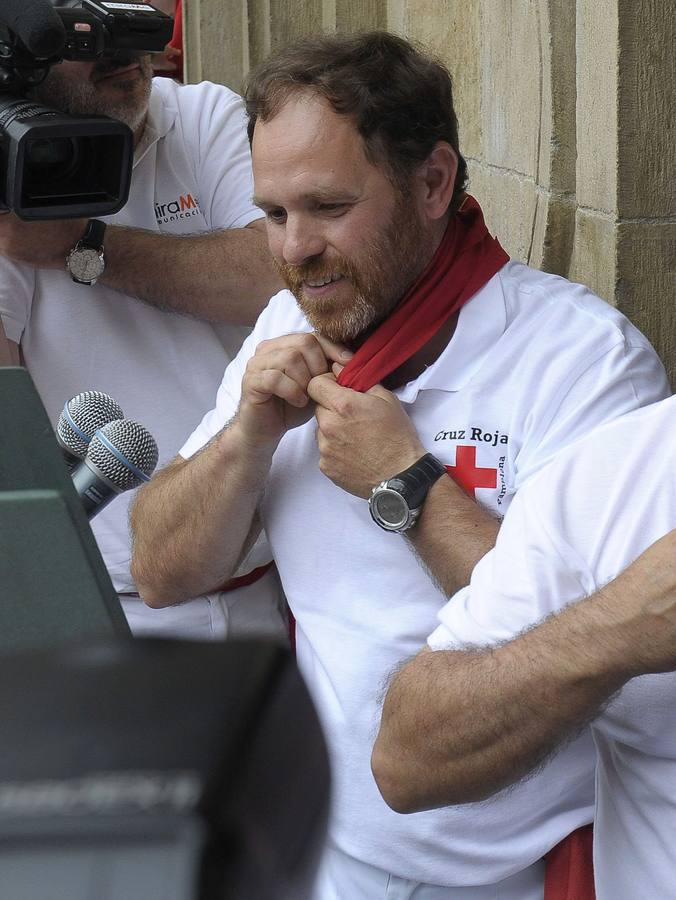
left=337, top=194, right=509, bottom=392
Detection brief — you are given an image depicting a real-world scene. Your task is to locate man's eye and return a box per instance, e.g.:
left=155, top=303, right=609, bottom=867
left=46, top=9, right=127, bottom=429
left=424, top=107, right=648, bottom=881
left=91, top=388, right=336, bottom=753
left=266, top=209, right=286, bottom=223
left=319, top=203, right=347, bottom=214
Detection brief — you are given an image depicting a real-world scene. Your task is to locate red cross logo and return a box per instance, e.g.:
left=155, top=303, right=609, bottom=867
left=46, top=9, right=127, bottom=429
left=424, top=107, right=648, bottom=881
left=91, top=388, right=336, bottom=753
left=445, top=445, right=497, bottom=498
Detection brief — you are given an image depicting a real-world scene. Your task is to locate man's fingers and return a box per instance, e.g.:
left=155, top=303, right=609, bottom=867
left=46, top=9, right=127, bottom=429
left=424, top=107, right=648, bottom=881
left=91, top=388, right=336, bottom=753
left=245, top=368, right=310, bottom=409
left=366, top=383, right=395, bottom=401
left=307, top=371, right=344, bottom=407
left=256, top=332, right=340, bottom=379
left=312, top=332, right=354, bottom=366
left=251, top=346, right=316, bottom=389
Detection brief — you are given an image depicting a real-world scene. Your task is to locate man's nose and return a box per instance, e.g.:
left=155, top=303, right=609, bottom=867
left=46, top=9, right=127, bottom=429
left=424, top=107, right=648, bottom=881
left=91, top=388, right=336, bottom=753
left=282, top=216, right=326, bottom=267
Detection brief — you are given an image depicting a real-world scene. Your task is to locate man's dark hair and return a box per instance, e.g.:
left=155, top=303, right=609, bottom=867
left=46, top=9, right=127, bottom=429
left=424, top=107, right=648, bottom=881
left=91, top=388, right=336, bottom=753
left=245, top=31, right=468, bottom=213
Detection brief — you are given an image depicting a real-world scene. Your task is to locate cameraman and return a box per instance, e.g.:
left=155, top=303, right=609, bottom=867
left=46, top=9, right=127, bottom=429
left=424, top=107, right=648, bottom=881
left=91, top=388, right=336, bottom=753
left=0, top=0, right=285, bottom=639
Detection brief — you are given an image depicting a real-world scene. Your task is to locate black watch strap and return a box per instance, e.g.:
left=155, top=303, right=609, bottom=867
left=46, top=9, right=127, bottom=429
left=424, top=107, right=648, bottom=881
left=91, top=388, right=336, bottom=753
left=79, top=219, right=106, bottom=249
left=386, top=453, right=447, bottom=509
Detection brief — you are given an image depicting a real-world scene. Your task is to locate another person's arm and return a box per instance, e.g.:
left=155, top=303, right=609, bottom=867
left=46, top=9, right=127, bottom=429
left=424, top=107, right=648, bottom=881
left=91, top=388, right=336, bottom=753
left=130, top=332, right=351, bottom=606
left=372, top=528, right=676, bottom=812
left=0, top=216, right=279, bottom=325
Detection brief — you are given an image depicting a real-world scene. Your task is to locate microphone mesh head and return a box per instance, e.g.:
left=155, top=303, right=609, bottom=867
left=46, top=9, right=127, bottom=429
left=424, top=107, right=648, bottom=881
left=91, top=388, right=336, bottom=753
left=57, top=391, right=124, bottom=458
left=87, top=419, right=159, bottom=491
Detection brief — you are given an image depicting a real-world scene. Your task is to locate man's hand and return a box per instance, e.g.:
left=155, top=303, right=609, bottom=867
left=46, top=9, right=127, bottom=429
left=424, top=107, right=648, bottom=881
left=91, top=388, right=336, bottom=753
left=307, top=370, right=426, bottom=498
left=237, top=333, right=353, bottom=452
left=0, top=214, right=85, bottom=267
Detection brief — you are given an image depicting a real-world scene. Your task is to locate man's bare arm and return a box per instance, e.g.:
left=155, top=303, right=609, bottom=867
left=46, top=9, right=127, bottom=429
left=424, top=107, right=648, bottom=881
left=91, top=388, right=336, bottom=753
left=405, top=476, right=500, bottom=595
left=131, top=332, right=352, bottom=607
left=371, top=530, right=676, bottom=812
left=0, top=217, right=282, bottom=325
left=130, top=422, right=272, bottom=607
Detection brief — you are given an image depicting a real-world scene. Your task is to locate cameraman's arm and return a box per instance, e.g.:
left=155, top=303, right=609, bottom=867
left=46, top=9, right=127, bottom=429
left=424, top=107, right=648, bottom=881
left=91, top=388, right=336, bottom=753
left=100, top=218, right=280, bottom=323
left=0, top=216, right=280, bottom=326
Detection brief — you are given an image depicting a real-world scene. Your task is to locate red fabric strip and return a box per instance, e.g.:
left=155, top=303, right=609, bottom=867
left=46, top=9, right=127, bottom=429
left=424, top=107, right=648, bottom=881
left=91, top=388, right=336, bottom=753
left=544, top=824, right=595, bottom=900
left=337, top=195, right=509, bottom=393
left=215, top=561, right=274, bottom=594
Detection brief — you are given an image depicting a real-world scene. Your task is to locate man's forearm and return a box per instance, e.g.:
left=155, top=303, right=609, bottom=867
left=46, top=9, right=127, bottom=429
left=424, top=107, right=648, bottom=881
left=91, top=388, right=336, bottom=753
left=372, top=566, right=654, bottom=813
left=130, top=419, right=273, bottom=607
left=101, top=222, right=282, bottom=323
left=406, top=475, right=500, bottom=595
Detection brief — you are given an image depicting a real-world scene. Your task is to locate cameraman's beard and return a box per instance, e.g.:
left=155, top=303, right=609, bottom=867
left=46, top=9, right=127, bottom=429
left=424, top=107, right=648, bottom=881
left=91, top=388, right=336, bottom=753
left=30, top=55, right=153, bottom=134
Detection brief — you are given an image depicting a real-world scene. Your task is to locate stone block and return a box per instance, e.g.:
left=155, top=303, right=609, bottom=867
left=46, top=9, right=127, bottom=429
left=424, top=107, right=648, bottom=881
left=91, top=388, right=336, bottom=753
left=616, top=0, right=676, bottom=218
left=575, top=0, right=619, bottom=212
left=480, top=0, right=541, bottom=179
left=569, top=210, right=618, bottom=303
left=467, top=161, right=538, bottom=264
left=616, top=220, right=676, bottom=386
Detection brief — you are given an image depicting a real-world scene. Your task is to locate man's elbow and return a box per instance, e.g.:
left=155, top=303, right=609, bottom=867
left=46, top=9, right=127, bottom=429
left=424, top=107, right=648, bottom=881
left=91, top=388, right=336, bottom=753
left=372, top=737, right=500, bottom=812
left=370, top=739, right=428, bottom=814
left=130, top=558, right=174, bottom=609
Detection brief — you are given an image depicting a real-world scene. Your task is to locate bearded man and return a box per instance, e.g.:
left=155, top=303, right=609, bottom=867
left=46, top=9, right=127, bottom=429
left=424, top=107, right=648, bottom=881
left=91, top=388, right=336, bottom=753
left=0, top=0, right=285, bottom=640
left=130, top=31, right=669, bottom=900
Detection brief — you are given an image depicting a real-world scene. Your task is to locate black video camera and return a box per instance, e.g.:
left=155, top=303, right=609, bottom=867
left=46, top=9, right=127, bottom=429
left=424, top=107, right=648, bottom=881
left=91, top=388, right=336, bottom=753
left=0, top=0, right=173, bottom=220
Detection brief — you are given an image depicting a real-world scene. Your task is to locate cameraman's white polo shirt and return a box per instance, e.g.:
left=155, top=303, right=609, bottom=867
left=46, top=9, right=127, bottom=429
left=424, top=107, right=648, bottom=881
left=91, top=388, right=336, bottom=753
left=0, top=78, right=283, bottom=638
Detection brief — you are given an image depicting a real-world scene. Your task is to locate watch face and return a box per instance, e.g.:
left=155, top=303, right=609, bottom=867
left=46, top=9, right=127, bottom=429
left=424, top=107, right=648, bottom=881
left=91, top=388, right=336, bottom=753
left=69, top=248, right=104, bottom=283
left=371, top=488, right=409, bottom=531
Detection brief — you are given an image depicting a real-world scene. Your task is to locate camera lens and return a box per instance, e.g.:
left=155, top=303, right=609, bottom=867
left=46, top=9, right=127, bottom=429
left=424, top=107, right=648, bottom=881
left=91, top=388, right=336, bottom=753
left=25, top=136, right=80, bottom=179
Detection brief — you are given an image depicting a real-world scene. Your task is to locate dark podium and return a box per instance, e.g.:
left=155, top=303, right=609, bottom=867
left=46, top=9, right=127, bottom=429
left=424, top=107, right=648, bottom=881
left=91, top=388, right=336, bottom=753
left=0, top=368, right=330, bottom=899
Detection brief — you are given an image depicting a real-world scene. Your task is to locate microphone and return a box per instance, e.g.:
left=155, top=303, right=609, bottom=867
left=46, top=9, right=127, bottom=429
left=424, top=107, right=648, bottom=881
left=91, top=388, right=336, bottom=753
left=0, top=0, right=66, bottom=58
left=56, top=391, right=125, bottom=473
left=72, top=418, right=159, bottom=520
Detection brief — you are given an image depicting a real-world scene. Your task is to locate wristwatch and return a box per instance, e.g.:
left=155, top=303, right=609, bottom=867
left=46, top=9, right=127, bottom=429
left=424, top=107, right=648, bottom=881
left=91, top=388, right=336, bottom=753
left=66, top=219, right=106, bottom=285
left=369, top=453, right=447, bottom=533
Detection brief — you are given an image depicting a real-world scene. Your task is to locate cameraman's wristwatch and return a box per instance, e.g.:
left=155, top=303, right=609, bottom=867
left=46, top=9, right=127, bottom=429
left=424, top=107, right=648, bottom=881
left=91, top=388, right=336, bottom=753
left=369, top=453, right=447, bottom=533
left=66, top=219, right=106, bottom=285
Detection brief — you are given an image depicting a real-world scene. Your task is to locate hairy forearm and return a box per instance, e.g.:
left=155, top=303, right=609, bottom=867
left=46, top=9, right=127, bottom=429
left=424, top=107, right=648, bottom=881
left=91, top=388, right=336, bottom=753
left=130, top=420, right=273, bottom=607
left=373, top=575, right=644, bottom=813
left=100, top=222, right=282, bottom=323
left=406, top=476, right=501, bottom=595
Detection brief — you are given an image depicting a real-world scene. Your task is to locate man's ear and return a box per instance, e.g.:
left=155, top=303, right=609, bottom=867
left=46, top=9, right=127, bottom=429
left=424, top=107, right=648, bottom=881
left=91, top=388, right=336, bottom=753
left=413, top=142, right=458, bottom=221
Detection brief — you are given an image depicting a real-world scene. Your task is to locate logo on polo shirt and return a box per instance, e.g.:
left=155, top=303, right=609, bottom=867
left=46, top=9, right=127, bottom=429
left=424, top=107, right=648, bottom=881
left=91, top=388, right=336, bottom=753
left=155, top=192, right=202, bottom=224
left=434, top=425, right=508, bottom=447
left=434, top=425, right=510, bottom=506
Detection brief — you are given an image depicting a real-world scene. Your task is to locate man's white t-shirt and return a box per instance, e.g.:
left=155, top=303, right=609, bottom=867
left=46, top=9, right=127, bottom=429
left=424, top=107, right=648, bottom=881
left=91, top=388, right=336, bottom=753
left=180, top=262, right=669, bottom=886
left=0, top=78, right=282, bottom=638
left=428, top=396, right=676, bottom=898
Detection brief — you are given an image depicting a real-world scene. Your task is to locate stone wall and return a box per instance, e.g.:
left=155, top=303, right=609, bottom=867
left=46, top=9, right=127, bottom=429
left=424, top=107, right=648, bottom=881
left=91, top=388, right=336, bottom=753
left=184, top=0, right=675, bottom=385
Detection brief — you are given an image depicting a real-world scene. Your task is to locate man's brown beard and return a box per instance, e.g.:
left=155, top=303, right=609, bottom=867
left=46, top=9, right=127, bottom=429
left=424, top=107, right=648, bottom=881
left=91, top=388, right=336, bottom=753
left=275, top=191, right=434, bottom=346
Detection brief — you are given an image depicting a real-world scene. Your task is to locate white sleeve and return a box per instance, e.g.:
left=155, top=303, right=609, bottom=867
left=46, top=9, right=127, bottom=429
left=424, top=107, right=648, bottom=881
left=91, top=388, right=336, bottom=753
left=427, top=481, right=596, bottom=650
left=179, top=326, right=256, bottom=458
left=513, top=340, right=670, bottom=486
left=188, top=82, right=262, bottom=231
left=0, top=260, right=35, bottom=344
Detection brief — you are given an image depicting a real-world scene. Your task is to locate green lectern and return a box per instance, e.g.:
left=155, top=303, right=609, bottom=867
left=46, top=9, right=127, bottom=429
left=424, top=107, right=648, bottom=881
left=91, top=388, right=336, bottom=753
left=0, top=367, right=130, bottom=652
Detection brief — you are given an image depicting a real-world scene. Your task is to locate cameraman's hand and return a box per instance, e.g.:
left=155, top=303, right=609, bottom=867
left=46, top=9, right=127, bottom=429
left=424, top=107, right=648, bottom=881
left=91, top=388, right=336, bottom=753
left=236, top=332, right=353, bottom=453
left=0, top=214, right=85, bottom=267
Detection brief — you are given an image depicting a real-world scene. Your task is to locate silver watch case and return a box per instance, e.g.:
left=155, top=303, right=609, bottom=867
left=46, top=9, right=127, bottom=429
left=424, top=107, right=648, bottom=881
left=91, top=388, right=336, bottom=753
left=368, top=482, right=421, bottom=533
left=67, top=245, right=105, bottom=285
